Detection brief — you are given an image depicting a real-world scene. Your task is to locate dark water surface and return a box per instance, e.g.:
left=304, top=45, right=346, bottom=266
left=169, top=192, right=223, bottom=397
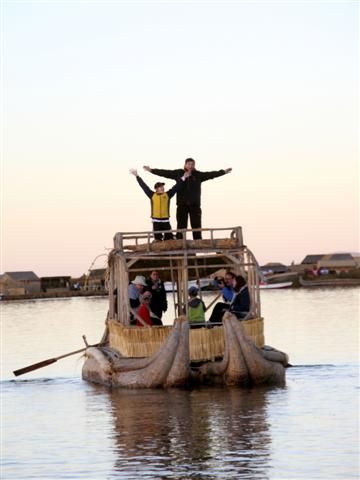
left=1, top=289, right=359, bottom=479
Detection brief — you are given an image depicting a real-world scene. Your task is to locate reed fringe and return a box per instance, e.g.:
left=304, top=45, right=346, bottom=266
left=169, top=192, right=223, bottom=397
left=108, top=317, right=264, bottom=361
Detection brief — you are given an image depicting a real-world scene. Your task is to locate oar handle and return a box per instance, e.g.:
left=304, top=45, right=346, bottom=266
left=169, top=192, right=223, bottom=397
left=13, top=358, right=57, bottom=377
left=13, top=345, right=95, bottom=377
left=205, top=292, right=222, bottom=311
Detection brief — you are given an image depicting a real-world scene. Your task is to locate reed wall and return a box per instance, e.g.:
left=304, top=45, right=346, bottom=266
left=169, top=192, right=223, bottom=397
left=108, top=318, right=264, bottom=361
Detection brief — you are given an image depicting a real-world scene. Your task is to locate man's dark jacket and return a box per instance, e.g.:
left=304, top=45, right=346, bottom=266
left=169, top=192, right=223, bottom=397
left=146, top=278, right=167, bottom=319
left=150, top=168, right=226, bottom=207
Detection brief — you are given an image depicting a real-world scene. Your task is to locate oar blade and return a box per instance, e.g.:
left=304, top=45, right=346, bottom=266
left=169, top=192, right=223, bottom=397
left=13, top=358, right=57, bottom=377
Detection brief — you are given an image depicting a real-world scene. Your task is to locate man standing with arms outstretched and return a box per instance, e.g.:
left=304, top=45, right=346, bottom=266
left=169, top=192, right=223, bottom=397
left=143, top=158, right=232, bottom=239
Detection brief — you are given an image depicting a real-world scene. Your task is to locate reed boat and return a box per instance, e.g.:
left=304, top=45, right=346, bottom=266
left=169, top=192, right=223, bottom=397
left=299, top=276, right=360, bottom=287
left=82, top=226, right=289, bottom=388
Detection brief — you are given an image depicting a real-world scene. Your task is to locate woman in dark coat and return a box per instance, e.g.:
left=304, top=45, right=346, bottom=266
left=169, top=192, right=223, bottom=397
left=209, top=275, right=250, bottom=322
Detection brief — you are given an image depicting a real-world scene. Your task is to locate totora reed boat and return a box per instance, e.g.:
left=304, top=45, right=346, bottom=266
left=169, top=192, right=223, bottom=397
left=82, top=226, right=289, bottom=388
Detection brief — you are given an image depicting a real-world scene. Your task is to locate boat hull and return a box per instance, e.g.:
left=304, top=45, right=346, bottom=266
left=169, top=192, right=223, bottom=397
left=82, top=315, right=286, bottom=389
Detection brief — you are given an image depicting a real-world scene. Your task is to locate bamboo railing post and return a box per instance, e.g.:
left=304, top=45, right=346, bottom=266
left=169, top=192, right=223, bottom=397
left=109, top=256, right=115, bottom=319
left=170, top=258, right=177, bottom=318
left=194, top=258, right=202, bottom=302
left=176, top=260, right=182, bottom=317
left=116, top=254, right=130, bottom=325
left=183, top=247, right=189, bottom=318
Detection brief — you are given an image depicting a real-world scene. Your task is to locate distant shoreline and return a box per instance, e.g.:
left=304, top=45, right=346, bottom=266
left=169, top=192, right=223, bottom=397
left=0, top=290, right=107, bottom=302
left=1, top=278, right=360, bottom=302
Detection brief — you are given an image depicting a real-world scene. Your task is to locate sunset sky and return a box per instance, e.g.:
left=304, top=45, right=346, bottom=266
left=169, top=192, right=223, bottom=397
left=2, top=1, right=358, bottom=277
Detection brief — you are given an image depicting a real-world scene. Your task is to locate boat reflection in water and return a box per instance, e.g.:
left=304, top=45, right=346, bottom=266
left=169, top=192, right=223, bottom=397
left=101, top=385, right=274, bottom=479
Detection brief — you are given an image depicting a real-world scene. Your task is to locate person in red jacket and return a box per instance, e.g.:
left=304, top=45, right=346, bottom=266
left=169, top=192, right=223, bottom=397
left=136, top=292, right=162, bottom=327
left=143, top=158, right=232, bottom=239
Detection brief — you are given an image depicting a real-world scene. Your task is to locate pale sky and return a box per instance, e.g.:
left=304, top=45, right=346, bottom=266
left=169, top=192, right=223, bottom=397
left=1, top=0, right=359, bottom=277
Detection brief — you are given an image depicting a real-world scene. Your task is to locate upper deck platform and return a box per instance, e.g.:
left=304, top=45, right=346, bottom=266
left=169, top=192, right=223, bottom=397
left=113, top=226, right=244, bottom=257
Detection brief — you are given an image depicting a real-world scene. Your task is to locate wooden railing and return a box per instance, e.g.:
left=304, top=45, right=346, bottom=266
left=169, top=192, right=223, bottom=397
left=113, top=226, right=243, bottom=252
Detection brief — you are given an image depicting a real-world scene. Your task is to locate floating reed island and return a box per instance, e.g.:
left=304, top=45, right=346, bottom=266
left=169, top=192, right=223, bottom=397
left=82, top=227, right=289, bottom=388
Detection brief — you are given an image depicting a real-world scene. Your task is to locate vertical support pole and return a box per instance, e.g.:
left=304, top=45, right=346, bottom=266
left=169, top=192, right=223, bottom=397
left=115, top=254, right=130, bottom=325
left=170, top=258, right=177, bottom=318
left=235, top=226, right=243, bottom=247
left=176, top=260, right=182, bottom=316
left=194, top=257, right=203, bottom=302
left=108, top=255, right=115, bottom=319
left=183, top=248, right=189, bottom=318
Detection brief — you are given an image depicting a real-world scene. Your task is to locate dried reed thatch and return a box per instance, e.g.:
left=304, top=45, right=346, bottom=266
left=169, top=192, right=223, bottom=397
left=124, top=238, right=238, bottom=253
left=108, top=317, right=264, bottom=361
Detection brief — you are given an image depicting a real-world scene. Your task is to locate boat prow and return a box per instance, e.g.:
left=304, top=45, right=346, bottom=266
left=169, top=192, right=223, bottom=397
left=82, top=316, right=190, bottom=388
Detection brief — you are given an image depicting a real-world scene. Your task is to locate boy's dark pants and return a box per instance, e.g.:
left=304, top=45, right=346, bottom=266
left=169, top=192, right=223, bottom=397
left=153, top=221, right=174, bottom=241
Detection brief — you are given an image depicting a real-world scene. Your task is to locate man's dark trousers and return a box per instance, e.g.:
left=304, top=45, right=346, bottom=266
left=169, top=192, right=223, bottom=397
left=176, top=205, right=202, bottom=239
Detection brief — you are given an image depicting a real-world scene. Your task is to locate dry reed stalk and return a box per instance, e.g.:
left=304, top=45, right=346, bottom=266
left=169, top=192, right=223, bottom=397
left=108, top=317, right=264, bottom=360
left=124, top=238, right=238, bottom=253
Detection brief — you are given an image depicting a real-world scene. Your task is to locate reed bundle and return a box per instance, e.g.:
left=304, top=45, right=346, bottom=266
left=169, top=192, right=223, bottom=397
left=125, top=238, right=238, bottom=253
left=109, top=317, right=264, bottom=361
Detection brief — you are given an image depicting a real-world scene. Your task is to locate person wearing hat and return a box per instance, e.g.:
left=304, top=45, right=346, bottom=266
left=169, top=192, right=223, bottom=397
left=143, top=158, right=232, bottom=239
left=187, top=286, right=206, bottom=325
left=130, top=169, right=190, bottom=241
left=128, top=275, right=148, bottom=323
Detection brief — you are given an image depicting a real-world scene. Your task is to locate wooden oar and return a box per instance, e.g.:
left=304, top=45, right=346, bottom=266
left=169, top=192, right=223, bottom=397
left=204, top=292, right=222, bottom=312
left=13, top=344, right=99, bottom=377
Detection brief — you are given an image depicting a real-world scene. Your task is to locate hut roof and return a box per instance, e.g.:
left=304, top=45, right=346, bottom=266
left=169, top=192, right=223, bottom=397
left=301, top=254, right=325, bottom=264
left=4, top=271, right=39, bottom=281
left=318, top=259, right=357, bottom=268
left=261, top=262, right=288, bottom=273
left=89, top=268, right=106, bottom=278
left=329, top=253, right=354, bottom=261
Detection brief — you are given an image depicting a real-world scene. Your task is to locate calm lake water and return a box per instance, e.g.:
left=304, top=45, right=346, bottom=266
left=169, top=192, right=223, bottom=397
left=1, top=288, right=359, bottom=479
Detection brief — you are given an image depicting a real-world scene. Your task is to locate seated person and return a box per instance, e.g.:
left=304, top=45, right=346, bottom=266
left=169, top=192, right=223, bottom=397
left=187, top=286, right=206, bottom=325
left=208, top=275, right=250, bottom=322
left=128, top=275, right=147, bottom=324
left=217, top=271, right=236, bottom=303
left=137, top=292, right=163, bottom=327
left=146, top=270, right=167, bottom=321
left=229, top=275, right=250, bottom=319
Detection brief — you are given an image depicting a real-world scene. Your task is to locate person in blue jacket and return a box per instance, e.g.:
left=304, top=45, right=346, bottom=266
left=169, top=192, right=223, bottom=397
left=216, top=271, right=236, bottom=303
left=209, top=275, right=250, bottom=322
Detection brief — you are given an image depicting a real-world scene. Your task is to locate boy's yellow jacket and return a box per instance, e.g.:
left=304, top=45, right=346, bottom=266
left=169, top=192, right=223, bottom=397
left=136, top=175, right=184, bottom=220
